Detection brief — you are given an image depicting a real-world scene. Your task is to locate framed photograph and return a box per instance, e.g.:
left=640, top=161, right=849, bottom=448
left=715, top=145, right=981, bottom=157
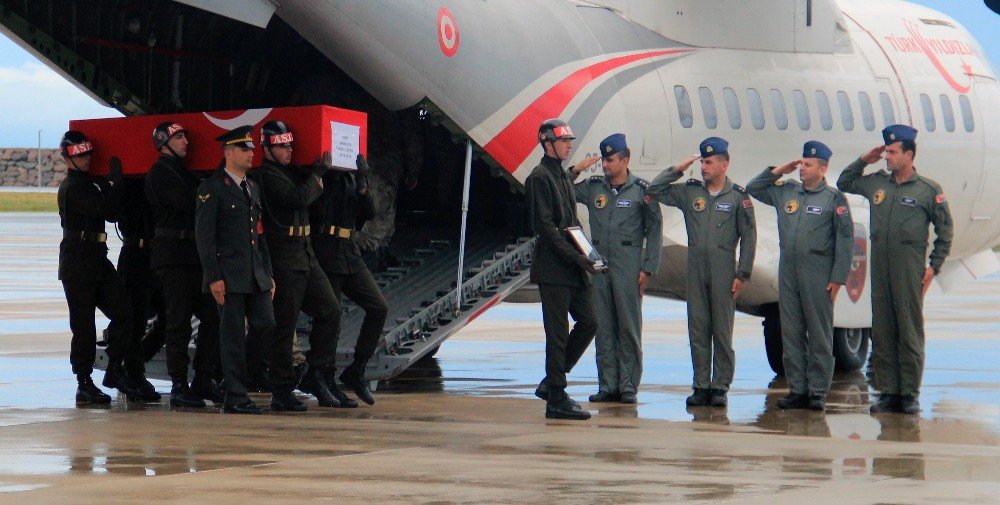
left=566, top=226, right=606, bottom=269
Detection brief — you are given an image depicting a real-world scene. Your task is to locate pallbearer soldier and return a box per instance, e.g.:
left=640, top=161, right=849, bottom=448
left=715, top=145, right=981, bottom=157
left=570, top=133, right=662, bottom=404
left=56, top=131, right=146, bottom=404
left=145, top=122, right=223, bottom=408
left=646, top=137, right=756, bottom=408
left=195, top=125, right=276, bottom=415
left=253, top=120, right=355, bottom=410
left=309, top=138, right=387, bottom=407
left=837, top=125, right=953, bottom=415
left=746, top=141, right=853, bottom=411
left=525, top=118, right=602, bottom=420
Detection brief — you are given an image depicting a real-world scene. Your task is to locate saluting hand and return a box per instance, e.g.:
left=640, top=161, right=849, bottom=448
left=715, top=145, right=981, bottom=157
left=860, top=145, right=887, bottom=165
left=210, top=280, right=226, bottom=306
left=571, top=155, right=601, bottom=174
left=731, top=278, right=745, bottom=300
left=827, top=282, right=842, bottom=302
left=675, top=154, right=701, bottom=173
left=921, top=267, right=935, bottom=297
left=638, top=271, right=651, bottom=297
left=773, top=159, right=801, bottom=176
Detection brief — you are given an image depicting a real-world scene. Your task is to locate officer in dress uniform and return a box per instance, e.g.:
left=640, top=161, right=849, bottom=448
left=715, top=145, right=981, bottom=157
left=837, top=125, right=953, bottom=415
left=646, top=137, right=756, bottom=408
left=524, top=118, right=602, bottom=420
left=746, top=141, right=854, bottom=411
left=309, top=143, right=387, bottom=407
left=570, top=133, right=662, bottom=404
left=251, top=120, right=355, bottom=410
left=56, top=131, right=145, bottom=403
left=146, top=122, right=223, bottom=409
left=195, top=125, right=276, bottom=415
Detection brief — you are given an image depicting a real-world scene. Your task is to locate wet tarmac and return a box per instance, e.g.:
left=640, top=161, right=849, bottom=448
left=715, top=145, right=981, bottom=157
left=1, top=213, right=999, bottom=503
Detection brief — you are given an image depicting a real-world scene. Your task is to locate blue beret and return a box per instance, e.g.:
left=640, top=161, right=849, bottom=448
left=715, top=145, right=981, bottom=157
left=699, top=137, right=728, bottom=158
left=882, top=124, right=917, bottom=145
left=599, top=133, right=627, bottom=157
left=802, top=140, right=832, bottom=161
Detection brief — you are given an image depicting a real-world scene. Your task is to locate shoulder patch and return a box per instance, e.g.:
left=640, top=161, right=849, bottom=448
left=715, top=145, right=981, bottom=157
left=635, top=178, right=650, bottom=189
left=733, top=184, right=747, bottom=194
left=686, top=179, right=702, bottom=185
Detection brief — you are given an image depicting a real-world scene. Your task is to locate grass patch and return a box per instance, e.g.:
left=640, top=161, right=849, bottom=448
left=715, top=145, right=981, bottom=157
left=0, top=192, right=58, bottom=212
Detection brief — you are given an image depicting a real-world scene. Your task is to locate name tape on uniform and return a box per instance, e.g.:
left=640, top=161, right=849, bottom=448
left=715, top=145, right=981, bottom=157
left=616, top=199, right=632, bottom=208
left=806, top=206, right=823, bottom=215
left=901, top=197, right=918, bottom=207
left=716, top=203, right=732, bottom=212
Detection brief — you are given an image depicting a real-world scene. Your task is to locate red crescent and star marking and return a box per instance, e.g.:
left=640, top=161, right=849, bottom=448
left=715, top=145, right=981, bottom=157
left=905, top=21, right=971, bottom=94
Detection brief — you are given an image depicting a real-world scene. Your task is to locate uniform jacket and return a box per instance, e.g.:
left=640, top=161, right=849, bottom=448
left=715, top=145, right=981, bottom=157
left=195, top=169, right=274, bottom=294
left=145, top=154, right=204, bottom=269
left=836, top=158, right=953, bottom=273
left=116, top=176, right=156, bottom=277
left=309, top=170, right=375, bottom=276
left=573, top=172, right=662, bottom=275
left=525, top=155, right=590, bottom=288
left=250, top=160, right=323, bottom=272
left=646, top=168, right=756, bottom=281
left=57, top=169, right=118, bottom=282
left=746, top=169, right=854, bottom=284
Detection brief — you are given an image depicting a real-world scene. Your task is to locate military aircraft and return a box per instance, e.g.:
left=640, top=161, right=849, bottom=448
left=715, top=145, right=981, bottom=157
left=1, top=0, right=997, bottom=377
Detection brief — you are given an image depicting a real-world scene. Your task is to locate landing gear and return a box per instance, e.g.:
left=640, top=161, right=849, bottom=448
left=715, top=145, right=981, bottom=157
left=760, top=303, right=871, bottom=375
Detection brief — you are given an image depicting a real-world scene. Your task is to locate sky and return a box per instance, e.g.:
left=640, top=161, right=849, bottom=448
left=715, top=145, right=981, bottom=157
left=0, top=0, right=997, bottom=148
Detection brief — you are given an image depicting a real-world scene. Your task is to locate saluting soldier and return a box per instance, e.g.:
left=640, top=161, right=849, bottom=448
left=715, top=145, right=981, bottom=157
left=525, top=118, right=602, bottom=420
left=252, top=120, right=355, bottom=410
left=309, top=142, right=387, bottom=407
left=646, top=137, right=756, bottom=408
left=56, top=131, right=145, bottom=403
left=837, top=125, right=953, bottom=415
left=570, top=133, right=662, bottom=404
left=145, top=122, right=223, bottom=409
left=195, top=125, right=276, bottom=415
left=746, top=141, right=853, bottom=411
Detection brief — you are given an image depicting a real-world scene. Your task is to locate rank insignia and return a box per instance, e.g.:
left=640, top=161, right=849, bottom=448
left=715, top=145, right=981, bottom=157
left=785, top=200, right=799, bottom=214
left=198, top=193, right=211, bottom=202
left=595, top=194, right=608, bottom=209
left=775, top=179, right=785, bottom=186
left=873, top=189, right=886, bottom=205
left=693, top=197, right=707, bottom=212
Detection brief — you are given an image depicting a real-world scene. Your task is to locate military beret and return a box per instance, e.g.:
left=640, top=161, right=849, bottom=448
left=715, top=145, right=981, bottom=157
left=802, top=140, right=832, bottom=160
left=882, top=124, right=917, bottom=145
left=699, top=137, right=728, bottom=158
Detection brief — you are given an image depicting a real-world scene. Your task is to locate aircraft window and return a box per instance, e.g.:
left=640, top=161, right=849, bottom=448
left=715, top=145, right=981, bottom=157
left=858, top=92, right=876, bottom=131
left=959, top=94, right=975, bottom=132
left=747, top=89, right=765, bottom=130
left=674, top=86, right=694, bottom=128
left=793, top=90, right=811, bottom=130
left=770, top=89, right=789, bottom=130
left=939, top=95, right=956, bottom=132
left=837, top=91, right=855, bottom=131
left=920, top=93, right=936, bottom=132
left=816, top=91, right=833, bottom=131
left=723, top=87, right=742, bottom=129
left=879, top=92, right=896, bottom=126
left=699, top=87, right=718, bottom=129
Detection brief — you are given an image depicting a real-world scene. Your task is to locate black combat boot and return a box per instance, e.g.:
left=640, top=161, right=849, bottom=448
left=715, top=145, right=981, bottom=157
left=169, top=379, right=206, bottom=408
left=534, top=378, right=549, bottom=401
left=340, top=369, right=375, bottom=406
left=898, top=395, right=920, bottom=415
left=300, top=367, right=356, bottom=408
left=807, top=395, right=826, bottom=411
left=686, top=388, right=711, bottom=407
left=125, top=371, right=161, bottom=402
left=620, top=392, right=638, bottom=404
left=75, top=375, right=111, bottom=405
left=709, top=389, right=728, bottom=407
left=102, top=362, right=142, bottom=400
left=270, top=384, right=307, bottom=412
left=588, top=391, right=620, bottom=403
left=545, top=390, right=591, bottom=420
left=870, top=393, right=900, bottom=414
left=190, top=373, right=225, bottom=404
left=777, top=393, right=809, bottom=410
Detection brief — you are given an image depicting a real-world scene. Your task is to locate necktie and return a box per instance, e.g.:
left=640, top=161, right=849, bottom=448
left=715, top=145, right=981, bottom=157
left=240, top=180, right=252, bottom=205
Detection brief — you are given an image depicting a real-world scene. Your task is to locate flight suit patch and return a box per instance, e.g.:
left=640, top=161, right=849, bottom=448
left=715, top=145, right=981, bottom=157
left=784, top=200, right=799, bottom=214
left=693, top=197, right=707, bottom=212
left=935, top=194, right=946, bottom=204
left=900, top=197, right=917, bottom=207
left=742, top=199, right=752, bottom=208
left=616, top=199, right=632, bottom=208
left=873, top=189, right=886, bottom=205
left=716, top=203, right=732, bottom=212
left=836, top=206, right=848, bottom=215
left=595, top=194, right=608, bottom=209
left=806, top=205, right=822, bottom=215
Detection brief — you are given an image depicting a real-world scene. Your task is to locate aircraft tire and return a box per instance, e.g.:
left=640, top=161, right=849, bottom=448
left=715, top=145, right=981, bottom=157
left=833, top=327, right=870, bottom=372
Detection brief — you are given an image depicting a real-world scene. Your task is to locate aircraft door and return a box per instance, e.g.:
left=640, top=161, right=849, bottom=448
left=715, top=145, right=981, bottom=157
left=970, top=79, right=1000, bottom=230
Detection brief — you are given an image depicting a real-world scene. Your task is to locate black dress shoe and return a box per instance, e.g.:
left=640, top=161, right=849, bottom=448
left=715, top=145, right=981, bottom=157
left=191, top=374, right=225, bottom=404
left=870, top=393, right=900, bottom=414
left=75, top=376, right=111, bottom=405
left=686, top=388, right=711, bottom=407
left=534, top=379, right=549, bottom=401
left=620, top=392, right=637, bottom=404
left=807, top=395, right=826, bottom=411
left=102, top=363, right=142, bottom=399
left=271, top=387, right=307, bottom=412
left=224, top=400, right=262, bottom=415
left=126, top=375, right=162, bottom=402
left=169, top=382, right=206, bottom=408
left=588, top=391, right=620, bottom=403
left=898, top=395, right=920, bottom=414
left=546, top=397, right=591, bottom=420
left=300, top=368, right=357, bottom=408
left=340, top=371, right=375, bottom=405
left=777, top=393, right=809, bottom=410
left=709, top=389, right=728, bottom=407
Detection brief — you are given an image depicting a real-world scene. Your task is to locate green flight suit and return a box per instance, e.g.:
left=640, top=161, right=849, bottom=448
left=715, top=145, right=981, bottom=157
left=746, top=169, right=854, bottom=397
left=574, top=172, right=662, bottom=395
left=647, top=168, right=756, bottom=392
left=837, top=159, right=953, bottom=397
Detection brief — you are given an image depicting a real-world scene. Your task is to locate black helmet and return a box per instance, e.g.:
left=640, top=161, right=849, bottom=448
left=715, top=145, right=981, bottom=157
left=152, top=121, right=187, bottom=151
left=60, top=130, right=94, bottom=157
left=538, top=118, right=575, bottom=144
left=260, top=120, right=294, bottom=147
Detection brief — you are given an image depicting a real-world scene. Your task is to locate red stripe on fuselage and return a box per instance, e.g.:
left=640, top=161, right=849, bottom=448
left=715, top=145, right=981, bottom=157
left=483, top=49, right=693, bottom=173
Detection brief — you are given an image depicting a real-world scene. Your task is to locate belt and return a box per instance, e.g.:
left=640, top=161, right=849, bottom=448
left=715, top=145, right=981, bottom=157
left=593, top=240, right=634, bottom=246
left=123, top=238, right=151, bottom=248
left=325, top=226, right=353, bottom=239
left=154, top=228, right=195, bottom=240
left=63, top=230, right=107, bottom=243
left=285, top=225, right=311, bottom=237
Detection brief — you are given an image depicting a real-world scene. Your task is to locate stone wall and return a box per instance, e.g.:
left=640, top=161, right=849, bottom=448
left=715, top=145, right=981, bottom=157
left=0, top=148, right=67, bottom=187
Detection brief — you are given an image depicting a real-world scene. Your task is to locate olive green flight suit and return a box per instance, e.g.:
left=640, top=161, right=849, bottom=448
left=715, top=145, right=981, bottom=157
left=837, top=159, right=953, bottom=397
left=574, top=172, right=662, bottom=395
left=647, top=168, right=756, bottom=392
left=746, top=169, right=854, bottom=397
